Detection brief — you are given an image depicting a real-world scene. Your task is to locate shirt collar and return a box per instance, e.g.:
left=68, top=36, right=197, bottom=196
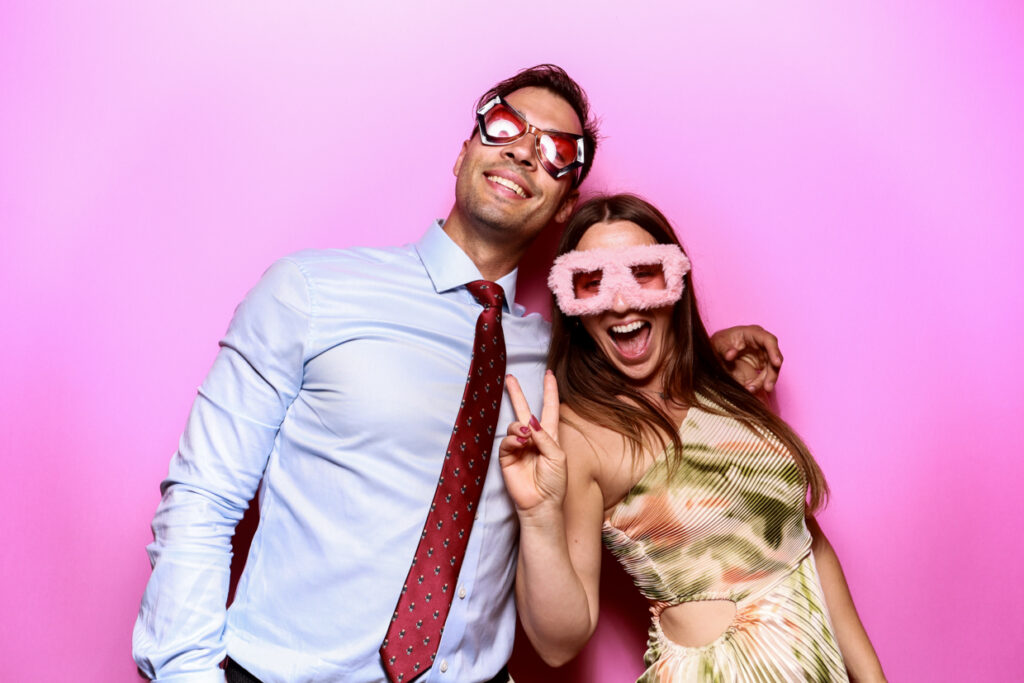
left=415, top=220, right=518, bottom=311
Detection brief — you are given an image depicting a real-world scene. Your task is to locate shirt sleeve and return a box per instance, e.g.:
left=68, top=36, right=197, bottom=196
left=132, top=258, right=311, bottom=681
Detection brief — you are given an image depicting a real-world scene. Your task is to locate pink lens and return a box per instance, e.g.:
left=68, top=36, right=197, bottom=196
left=572, top=270, right=604, bottom=298
left=482, top=104, right=527, bottom=142
left=537, top=133, right=579, bottom=171
left=628, top=263, right=666, bottom=289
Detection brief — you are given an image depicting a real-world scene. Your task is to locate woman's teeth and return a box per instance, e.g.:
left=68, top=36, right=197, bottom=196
left=611, top=321, right=645, bottom=334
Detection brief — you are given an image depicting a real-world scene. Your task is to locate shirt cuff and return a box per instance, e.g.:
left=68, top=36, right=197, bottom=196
left=150, top=671, right=227, bottom=683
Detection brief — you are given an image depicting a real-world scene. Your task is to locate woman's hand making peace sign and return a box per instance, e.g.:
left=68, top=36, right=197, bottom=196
left=498, top=370, right=569, bottom=516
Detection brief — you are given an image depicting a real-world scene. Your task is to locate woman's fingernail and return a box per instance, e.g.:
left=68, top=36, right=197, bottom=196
left=516, top=436, right=528, bottom=444
left=519, top=426, right=530, bottom=436
left=529, top=415, right=541, bottom=430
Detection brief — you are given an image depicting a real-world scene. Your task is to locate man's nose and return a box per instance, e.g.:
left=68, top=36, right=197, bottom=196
left=502, top=134, right=536, bottom=168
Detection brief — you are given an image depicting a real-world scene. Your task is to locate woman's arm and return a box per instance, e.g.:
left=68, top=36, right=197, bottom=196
left=499, top=373, right=605, bottom=666
left=807, top=517, right=887, bottom=683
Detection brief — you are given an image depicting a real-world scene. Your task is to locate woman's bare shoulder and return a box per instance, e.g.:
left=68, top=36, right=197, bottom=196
left=558, top=404, right=629, bottom=475
left=558, top=403, right=614, bottom=444
left=557, top=404, right=594, bottom=454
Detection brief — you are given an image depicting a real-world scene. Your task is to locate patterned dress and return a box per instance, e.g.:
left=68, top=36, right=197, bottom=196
left=602, top=402, right=848, bottom=682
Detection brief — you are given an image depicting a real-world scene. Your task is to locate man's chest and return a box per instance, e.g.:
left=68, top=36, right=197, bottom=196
left=284, top=299, right=548, bottom=458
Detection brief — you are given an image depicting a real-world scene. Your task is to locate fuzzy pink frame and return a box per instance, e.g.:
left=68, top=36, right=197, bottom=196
left=547, top=244, right=691, bottom=316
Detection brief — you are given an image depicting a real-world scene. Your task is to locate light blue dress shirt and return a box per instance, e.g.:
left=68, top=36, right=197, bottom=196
left=133, top=221, right=550, bottom=683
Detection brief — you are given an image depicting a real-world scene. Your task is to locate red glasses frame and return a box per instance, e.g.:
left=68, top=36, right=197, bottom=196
left=475, top=95, right=585, bottom=185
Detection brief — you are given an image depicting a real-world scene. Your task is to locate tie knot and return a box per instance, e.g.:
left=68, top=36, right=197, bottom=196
left=466, top=280, right=504, bottom=309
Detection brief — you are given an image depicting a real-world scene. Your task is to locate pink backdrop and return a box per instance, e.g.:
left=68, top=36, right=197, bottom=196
left=3, top=2, right=1022, bottom=681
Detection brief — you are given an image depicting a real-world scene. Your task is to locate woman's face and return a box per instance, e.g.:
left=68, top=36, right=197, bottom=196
left=574, top=220, right=676, bottom=392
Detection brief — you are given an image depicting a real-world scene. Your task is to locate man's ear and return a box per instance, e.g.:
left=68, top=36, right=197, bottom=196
left=554, top=188, right=580, bottom=224
left=453, top=140, right=469, bottom=177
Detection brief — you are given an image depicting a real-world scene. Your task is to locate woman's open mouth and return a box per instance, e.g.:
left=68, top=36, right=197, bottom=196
left=608, top=320, right=651, bottom=360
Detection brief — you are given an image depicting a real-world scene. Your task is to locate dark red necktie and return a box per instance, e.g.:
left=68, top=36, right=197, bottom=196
left=381, top=280, right=507, bottom=683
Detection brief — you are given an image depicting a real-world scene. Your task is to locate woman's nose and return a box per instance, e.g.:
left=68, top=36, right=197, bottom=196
left=610, top=289, right=630, bottom=314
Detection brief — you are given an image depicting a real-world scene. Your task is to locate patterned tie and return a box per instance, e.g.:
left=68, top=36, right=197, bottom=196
left=380, top=280, right=507, bottom=683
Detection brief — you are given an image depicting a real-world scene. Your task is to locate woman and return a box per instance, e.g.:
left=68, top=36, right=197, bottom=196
left=499, top=194, right=885, bottom=682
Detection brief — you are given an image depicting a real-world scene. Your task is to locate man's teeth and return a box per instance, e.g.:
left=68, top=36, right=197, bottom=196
left=610, top=321, right=646, bottom=334
left=487, top=175, right=526, bottom=198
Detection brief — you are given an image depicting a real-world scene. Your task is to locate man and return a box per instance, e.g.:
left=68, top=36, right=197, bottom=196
left=133, top=64, right=782, bottom=683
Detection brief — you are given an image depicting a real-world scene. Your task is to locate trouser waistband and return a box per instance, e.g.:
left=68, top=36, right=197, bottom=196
left=226, top=658, right=511, bottom=683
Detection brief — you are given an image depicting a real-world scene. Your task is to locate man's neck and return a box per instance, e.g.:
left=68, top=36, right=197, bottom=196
left=441, top=214, right=529, bottom=282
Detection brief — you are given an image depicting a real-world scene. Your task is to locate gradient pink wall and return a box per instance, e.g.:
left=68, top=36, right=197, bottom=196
left=3, top=2, right=1022, bottom=681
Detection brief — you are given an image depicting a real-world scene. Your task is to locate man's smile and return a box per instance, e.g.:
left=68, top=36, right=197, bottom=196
left=484, top=171, right=531, bottom=199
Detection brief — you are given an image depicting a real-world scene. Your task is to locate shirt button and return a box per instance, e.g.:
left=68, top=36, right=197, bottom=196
left=440, top=659, right=449, bottom=673
left=458, top=586, right=467, bottom=599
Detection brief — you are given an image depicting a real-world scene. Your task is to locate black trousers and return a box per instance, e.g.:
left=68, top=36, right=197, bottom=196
left=226, top=658, right=511, bottom=683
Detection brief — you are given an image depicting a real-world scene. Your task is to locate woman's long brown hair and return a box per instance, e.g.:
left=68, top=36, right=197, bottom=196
left=547, top=194, right=828, bottom=512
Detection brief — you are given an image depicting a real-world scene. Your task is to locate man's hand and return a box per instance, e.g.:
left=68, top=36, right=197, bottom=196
left=710, top=325, right=783, bottom=393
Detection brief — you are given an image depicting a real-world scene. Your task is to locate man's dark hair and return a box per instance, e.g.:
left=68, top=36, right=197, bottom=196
left=474, top=64, right=599, bottom=186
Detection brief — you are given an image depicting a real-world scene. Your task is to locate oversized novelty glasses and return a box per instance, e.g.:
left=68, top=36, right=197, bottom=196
left=547, top=244, right=691, bottom=316
left=476, top=95, right=585, bottom=184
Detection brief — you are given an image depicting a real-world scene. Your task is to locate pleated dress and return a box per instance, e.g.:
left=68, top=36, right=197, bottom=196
left=602, top=402, right=848, bottom=682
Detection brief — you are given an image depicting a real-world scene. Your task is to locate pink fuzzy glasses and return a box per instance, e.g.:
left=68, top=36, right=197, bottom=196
left=547, top=244, right=691, bottom=316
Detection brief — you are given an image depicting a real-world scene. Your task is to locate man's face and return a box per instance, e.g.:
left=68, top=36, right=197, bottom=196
left=452, top=86, right=582, bottom=247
